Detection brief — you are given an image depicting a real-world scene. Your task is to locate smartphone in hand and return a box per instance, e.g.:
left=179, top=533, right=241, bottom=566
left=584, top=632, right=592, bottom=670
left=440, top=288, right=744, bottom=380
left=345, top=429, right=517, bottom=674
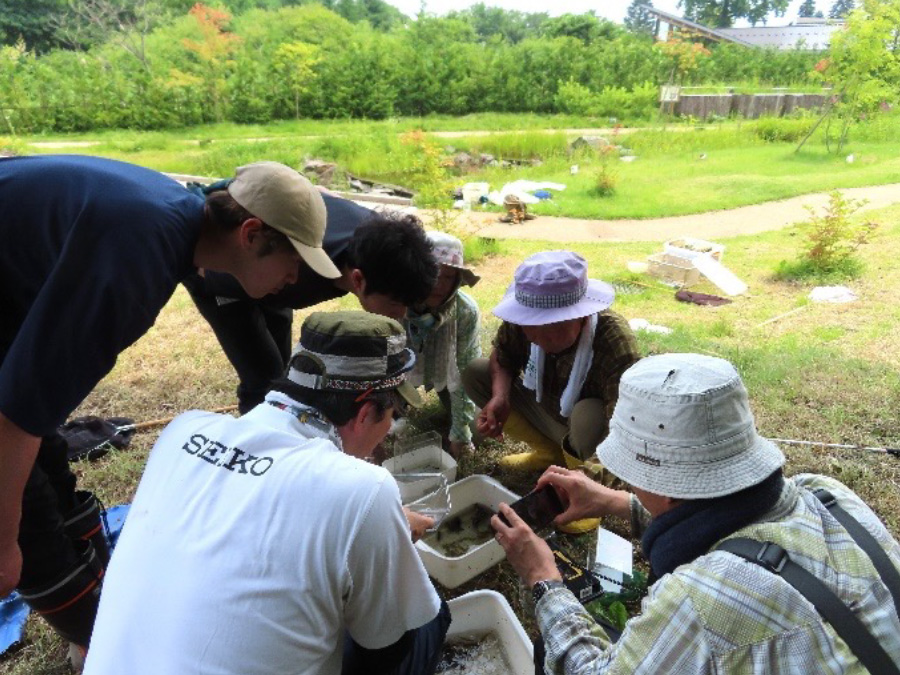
left=500, top=485, right=564, bottom=531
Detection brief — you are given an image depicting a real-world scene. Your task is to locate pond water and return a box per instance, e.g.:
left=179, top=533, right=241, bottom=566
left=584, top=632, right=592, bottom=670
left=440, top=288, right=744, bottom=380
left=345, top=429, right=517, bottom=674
left=422, top=503, right=495, bottom=557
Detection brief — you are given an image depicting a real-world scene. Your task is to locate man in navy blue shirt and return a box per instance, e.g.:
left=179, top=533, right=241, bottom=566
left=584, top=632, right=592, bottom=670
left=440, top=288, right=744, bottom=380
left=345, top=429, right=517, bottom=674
left=183, top=188, right=439, bottom=414
left=0, top=155, right=335, bottom=663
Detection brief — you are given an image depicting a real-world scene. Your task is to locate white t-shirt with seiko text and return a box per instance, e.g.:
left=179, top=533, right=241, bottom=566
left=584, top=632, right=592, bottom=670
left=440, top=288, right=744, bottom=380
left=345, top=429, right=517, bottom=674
left=85, top=395, right=440, bottom=674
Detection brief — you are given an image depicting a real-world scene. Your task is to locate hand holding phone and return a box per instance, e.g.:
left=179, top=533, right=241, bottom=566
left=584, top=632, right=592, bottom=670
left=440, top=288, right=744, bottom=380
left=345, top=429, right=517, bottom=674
left=500, top=485, right=564, bottom=531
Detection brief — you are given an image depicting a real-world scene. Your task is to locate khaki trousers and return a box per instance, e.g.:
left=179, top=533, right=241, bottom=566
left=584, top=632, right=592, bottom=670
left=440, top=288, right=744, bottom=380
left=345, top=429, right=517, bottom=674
left=462, top=358, right=608, bottom=461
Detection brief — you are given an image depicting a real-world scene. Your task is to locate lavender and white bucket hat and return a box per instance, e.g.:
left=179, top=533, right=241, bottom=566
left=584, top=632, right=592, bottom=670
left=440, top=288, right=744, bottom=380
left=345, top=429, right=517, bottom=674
left=492, top=251, right=615, bottom=326
left=597, top=353, right=785, bottom=500
left=427, top=231, right=480, bottom=287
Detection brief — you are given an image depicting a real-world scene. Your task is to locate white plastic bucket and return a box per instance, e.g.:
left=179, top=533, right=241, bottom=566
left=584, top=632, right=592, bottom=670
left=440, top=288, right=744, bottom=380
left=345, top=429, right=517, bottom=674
left=461, top=182, right=490, bottom=205
left=444, top=590, right=533, bottom=674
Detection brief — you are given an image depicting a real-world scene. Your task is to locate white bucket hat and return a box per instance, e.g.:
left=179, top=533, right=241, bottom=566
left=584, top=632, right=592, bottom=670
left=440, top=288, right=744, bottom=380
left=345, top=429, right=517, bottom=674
left=427, top=231, right=480, bottom=287
left=597, top=353, right=785, bottom=499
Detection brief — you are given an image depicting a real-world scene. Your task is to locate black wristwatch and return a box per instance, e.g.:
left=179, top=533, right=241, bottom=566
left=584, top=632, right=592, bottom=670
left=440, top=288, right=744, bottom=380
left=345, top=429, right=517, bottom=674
left=532, top=579, right=565, bottom=605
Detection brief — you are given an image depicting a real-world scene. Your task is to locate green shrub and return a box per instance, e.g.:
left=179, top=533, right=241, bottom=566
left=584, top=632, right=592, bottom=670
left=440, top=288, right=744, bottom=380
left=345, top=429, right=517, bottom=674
left=753, top=116, right=817, bottom=143
left=775, top=190, right=878, bottom=282
left=555, top=79, right=597, bottom=116
left=463, top=236, right=502, bottom=264
left=0, top=135, right=28, bottom=155
left=556, top=80, right=658, bottom=120
left=592, top=162, right=618, bottom=197
left=773, top=257, right=865, bottom=283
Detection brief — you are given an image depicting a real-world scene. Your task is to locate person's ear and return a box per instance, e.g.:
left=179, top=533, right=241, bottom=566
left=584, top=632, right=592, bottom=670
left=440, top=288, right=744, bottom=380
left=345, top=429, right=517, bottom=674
left=349, top=268, right=366, bottom=295
left=358, top=400, right=380, bottom=427
left=239, top=218, right=264, bottom=249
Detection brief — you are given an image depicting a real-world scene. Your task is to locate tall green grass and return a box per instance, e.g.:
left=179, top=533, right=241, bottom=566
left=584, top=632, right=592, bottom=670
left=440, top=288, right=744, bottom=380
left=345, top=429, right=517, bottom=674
left=19, top=112, right=900, bottom=218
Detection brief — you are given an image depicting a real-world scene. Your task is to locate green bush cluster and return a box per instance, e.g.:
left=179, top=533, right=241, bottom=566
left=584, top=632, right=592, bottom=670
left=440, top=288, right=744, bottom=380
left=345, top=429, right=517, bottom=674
left=556, top=80, right=658, bottom=119
left=0, top=4, right=824, bottom=134
left=775, top=190, right=879, bottom=282
left=752, top=115, right=817, bottom=142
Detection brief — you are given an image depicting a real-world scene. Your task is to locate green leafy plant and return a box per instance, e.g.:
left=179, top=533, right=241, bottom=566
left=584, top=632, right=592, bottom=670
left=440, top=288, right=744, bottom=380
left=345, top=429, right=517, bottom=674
left=586, top=599, right=630, bottom=631
left=399, top=129, right=453, bottom=208
left=775, top=190, right=878, bottom=281
left=592, top=159, right=618, bottom=197
left=753, top=116, right=816, bottom=143
left=797, top=0, right=900, bottom=154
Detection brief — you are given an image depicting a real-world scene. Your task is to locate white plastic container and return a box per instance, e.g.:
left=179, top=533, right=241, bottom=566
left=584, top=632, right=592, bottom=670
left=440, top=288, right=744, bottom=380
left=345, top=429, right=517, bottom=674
left=461, top=182, right=490, bottom=205
left=664, top=237, right=725, bottom=262
left=414, top=475, right=520, bottom=589
left=444, top=590, right=533, bottom=674
left=384, top=433, right=457, bottom=503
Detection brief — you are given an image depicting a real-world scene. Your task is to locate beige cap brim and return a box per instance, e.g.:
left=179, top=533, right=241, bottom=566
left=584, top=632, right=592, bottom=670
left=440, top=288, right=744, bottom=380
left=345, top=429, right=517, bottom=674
left=397, top=380, right=424, bottom=408
left=292, top=239, right=341, bottom=279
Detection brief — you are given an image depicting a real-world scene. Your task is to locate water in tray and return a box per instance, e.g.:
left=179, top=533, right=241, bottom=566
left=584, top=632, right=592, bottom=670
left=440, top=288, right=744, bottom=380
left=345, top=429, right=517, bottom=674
left=422, top=503, right=495, bottom=557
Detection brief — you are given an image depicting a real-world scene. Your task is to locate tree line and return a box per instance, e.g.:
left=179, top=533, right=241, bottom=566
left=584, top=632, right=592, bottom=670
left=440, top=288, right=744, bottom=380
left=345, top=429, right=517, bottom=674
left=0, top=2, right=824, bottom=134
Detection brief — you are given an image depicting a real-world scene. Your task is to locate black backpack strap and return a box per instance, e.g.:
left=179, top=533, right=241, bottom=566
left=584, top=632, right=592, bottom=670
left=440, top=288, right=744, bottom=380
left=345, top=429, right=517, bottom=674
left=718, top=538, right=900, bottom=675
left=813, top=487, right=900, bottom=616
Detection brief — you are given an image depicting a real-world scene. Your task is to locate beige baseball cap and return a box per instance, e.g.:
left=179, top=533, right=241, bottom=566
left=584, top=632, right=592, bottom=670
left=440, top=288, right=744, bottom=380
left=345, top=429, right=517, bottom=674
left=228, top=161, right=340, bottom=279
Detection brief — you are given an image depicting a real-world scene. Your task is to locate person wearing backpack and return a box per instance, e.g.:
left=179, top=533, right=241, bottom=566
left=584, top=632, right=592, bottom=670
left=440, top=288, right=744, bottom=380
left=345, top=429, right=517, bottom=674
left=493, top=353, right=900, bottom=674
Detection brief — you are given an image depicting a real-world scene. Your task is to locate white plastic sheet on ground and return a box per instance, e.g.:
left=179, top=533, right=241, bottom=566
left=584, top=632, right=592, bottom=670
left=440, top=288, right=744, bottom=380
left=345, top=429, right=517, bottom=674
left=809, top=286, right=858, bottom=303
left=487, top=180, right=567, bottom=206
left=629, top=318, right=673, bottom=334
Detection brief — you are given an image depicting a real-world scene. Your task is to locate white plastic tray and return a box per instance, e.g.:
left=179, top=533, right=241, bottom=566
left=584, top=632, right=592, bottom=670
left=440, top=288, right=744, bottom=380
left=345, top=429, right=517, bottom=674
left=445, top=589, right=534, bottom=674
left=664, top=237, right=725, bottom=262
left=414, top=475, right=520, bottom=589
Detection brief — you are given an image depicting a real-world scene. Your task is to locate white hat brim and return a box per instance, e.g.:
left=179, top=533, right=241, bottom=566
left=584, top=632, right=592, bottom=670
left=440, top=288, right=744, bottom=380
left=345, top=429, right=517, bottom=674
left=597, top=429, right=785, bottom=500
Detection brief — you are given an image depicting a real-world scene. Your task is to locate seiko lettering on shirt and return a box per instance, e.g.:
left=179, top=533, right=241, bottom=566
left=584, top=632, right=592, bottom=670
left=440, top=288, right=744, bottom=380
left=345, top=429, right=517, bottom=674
left=181, top=433, right=274, bottom=476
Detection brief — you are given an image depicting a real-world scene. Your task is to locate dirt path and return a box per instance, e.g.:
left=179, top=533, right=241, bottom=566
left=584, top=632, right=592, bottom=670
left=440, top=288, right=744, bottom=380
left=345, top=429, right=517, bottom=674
left=456, top=183, right=900, bottom=243
left=27, top=139, right=900, bottom=242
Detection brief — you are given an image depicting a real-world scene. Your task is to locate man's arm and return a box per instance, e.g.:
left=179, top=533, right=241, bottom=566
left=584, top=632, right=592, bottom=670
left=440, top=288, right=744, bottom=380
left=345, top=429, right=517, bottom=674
left=474, top=349, right=513, bottom=439
left=344, top=479, right=441, bottom=651
left=496, top=500, right=712, bottom=675
left=0, top=413, right=40, bottom=595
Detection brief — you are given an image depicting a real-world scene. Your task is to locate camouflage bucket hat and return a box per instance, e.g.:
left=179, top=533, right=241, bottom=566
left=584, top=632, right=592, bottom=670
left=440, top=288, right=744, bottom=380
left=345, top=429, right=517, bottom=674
left=288, top=311, right=422, bottom=409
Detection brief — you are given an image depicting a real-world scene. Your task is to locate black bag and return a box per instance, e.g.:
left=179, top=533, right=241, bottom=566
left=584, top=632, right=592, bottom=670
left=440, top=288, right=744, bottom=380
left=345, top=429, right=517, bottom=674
left=58, top=416, right=135, bottom=461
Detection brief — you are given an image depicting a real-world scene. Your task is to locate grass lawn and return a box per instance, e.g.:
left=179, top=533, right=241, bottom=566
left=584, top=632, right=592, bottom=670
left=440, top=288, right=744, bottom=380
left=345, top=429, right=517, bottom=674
left=10, top=112, right=900, bottom=219
left=4, top=198, right=899, bottom=672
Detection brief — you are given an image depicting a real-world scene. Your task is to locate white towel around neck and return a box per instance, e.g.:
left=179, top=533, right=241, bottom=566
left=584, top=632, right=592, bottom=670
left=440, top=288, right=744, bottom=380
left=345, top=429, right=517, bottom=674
left=522, top=314, right=597, bottom=417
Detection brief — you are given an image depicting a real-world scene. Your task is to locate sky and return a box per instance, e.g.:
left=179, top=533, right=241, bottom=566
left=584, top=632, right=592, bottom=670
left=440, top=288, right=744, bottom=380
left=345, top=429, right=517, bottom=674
left=387, top=0, right=814, bottom=27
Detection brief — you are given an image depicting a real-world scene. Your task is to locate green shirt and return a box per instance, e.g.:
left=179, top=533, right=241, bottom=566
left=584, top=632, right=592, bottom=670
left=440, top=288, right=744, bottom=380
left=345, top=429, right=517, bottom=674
left=406, top=290, right=481, bottom=443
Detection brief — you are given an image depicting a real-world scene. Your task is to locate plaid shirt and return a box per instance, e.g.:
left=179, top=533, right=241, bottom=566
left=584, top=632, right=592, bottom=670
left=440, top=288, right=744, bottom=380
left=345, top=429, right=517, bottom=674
left=493, top=310, right=639, bottom=436
left=406, top=291, right=481, bottom=443
left=536, top=474, right=900, bottom=674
